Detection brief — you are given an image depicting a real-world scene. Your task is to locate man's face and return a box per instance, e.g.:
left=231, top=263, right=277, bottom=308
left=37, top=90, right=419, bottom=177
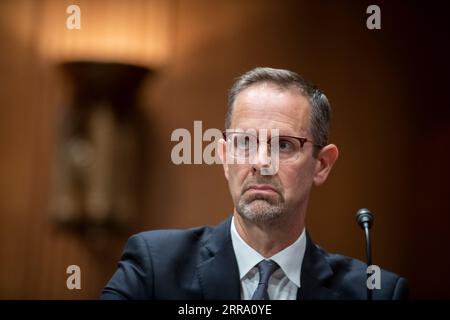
left=221, top=83, right=323, bottom=224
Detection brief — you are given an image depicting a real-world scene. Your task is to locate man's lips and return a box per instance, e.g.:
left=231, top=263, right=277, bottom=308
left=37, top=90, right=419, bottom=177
left=245, top=184, right=279, bottom=195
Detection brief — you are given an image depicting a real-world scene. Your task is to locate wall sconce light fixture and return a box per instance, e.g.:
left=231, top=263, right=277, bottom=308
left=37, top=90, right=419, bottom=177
left=50, top=61, right=150, bottom=233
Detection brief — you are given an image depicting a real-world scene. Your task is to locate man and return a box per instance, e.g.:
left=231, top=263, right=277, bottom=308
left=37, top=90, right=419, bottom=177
left=101, top=67, right=408, bottom=300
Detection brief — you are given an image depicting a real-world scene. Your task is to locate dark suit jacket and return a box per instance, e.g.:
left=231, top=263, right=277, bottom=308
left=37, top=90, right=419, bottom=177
left=101, top=217, right=408, bottom=300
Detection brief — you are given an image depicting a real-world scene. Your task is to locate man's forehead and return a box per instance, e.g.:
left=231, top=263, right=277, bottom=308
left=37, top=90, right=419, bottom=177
left=231, top=83, right=311, bottom=133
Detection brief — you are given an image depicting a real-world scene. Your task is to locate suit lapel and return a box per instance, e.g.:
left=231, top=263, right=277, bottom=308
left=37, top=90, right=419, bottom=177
left=297, top=232, right=341, bottom=300
left=196, top=219, right=340, bottom=300
left=197, top=217, right=241, bottom=300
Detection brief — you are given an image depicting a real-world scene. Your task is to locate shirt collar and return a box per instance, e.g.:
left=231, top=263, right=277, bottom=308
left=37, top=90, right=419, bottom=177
left=230, top=216, right=306, bottom=288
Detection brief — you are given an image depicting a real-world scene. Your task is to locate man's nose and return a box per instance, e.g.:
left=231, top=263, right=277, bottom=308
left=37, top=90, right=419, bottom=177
left=251, top=143, right=271, bottom=172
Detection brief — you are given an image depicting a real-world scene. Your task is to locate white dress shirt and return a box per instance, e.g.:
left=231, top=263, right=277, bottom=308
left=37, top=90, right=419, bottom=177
left=230, top=216, right=306, bottom=300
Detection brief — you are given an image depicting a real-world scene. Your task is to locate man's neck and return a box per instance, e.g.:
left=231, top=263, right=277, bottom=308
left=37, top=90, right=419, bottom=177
left=233, top=211, right=305, bottom=258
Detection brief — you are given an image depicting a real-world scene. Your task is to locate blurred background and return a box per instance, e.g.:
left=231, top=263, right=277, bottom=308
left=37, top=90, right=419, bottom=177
left=0, top=0, right=449, bottom=299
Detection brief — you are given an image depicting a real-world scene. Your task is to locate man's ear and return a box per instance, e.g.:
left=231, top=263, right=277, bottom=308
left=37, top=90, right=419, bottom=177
left=218, top=138, right=229, bottom=180
left=313, top=144, right=339, bottom=186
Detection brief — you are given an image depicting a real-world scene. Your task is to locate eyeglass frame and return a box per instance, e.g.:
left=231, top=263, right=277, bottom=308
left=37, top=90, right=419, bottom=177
left=222, top=130, right=324, bottom=161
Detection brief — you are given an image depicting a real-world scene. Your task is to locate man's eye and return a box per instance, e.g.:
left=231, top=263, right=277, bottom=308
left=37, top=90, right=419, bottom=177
left=235, top=136, right=251, bottom=149
left=237, top=140, right=247, bottom=149
left=279, top=139, right=294, bottom=151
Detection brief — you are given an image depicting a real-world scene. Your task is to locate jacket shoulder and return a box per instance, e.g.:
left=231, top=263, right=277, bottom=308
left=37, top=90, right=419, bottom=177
left=101, top=224, right=217, bottom=300
left=132, top=225, right=215, bottom=261
left=317, top=245, right=409, bottom=299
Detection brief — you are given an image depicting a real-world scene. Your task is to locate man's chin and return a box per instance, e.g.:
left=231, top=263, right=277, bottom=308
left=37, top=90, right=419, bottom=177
left=237, top=200, right=283, bottom=222
left=247, top=198, right=273, bottom=207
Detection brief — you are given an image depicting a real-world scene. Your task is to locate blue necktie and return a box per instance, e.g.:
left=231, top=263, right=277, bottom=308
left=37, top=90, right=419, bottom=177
left=251, top=260, right=280, bottom=300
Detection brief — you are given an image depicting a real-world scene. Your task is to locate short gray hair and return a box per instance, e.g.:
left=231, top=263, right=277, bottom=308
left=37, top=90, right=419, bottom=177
left=226, top=67, right=332, bottom=153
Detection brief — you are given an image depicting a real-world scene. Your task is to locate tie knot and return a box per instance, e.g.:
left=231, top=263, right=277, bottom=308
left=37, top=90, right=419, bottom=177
left=256, top=260, right=279, bottom=284
left=251, top=260, right=280, bottom=300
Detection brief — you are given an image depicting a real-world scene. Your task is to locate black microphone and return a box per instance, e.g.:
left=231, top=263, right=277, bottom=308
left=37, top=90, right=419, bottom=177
left=356, top=208, right=374, bottom=300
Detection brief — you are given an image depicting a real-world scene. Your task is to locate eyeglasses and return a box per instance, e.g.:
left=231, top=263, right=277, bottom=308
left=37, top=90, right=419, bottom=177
left=222, top=130, right=323, bottom=163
